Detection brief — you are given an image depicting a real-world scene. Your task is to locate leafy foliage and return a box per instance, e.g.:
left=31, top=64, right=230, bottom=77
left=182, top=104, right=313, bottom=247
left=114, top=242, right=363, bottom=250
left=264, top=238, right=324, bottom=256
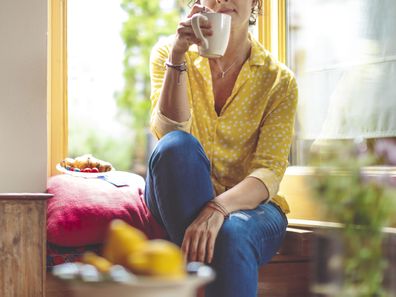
left=115, top=0, right=186, bottom=171
left=69, top=120, right=134, bottom=171
left=116, top=0, right=182, bottom=130
left=311, top=140, right=396, bottom=297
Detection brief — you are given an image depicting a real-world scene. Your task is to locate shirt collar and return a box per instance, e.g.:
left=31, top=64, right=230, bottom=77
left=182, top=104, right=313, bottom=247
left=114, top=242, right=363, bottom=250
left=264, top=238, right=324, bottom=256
left=248, top=32, right=268, bottom=66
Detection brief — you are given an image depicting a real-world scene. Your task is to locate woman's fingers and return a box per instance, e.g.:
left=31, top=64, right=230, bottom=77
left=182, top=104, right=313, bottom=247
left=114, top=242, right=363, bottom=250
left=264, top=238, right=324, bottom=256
left=187, top=229, right=201, bottom=262
left=181, top=235, right=190, bottom=262
left=187, top=4, right=213, bottom=18
left=206, top=231, right=215, bottom=263
left=176, top=24, right=212, bottom=47
left=179, top=19, right=212, bottom=29
left=181, top=208, right=224, bottom=264
left=177, top=25, right=212, bottom=36
left=172, top=4, right=213, bottom=54
left=197, top=232, right=208, bottom=263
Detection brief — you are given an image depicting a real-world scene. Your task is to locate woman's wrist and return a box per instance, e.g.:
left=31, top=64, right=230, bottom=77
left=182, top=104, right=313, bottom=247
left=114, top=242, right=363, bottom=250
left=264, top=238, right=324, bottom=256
left=169, top=47, right=186, bottom=64
left=206, top=200, right=230, bottom=219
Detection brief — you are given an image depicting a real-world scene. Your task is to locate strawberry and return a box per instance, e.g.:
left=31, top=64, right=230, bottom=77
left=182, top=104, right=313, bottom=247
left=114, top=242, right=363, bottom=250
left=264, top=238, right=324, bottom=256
left=91, top=167, right=99, bottom=173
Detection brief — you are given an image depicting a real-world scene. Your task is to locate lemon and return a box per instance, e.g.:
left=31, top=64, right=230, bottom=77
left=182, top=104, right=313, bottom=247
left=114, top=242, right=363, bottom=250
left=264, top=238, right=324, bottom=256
left=81, top=251, right=112, bottom=273
left=126, top=240, right=186, bottom=278
left=102, top=219, right=148, bottom=266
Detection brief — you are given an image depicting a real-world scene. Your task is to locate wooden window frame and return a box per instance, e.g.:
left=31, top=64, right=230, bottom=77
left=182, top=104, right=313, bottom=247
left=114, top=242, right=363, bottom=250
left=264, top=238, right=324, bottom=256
left=48, top=0, right=68, bottom=177
left=258, top=0, right=319, bottom=220
left=259, top=0, right=396, bottom=222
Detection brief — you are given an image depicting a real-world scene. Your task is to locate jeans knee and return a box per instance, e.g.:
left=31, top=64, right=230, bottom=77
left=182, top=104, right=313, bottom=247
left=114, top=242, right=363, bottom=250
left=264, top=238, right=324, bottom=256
left=151, top=131, right=207, bottom=167
left=217, top=220, right=251, bottom=251
left=212, top=220, right=256, bottom=267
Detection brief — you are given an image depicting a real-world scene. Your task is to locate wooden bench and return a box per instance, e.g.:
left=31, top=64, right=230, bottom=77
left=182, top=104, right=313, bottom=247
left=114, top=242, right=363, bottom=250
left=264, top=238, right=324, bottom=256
left=258, top=219, right=396, bottom=296
left=258, top=222, right=313, bottom=297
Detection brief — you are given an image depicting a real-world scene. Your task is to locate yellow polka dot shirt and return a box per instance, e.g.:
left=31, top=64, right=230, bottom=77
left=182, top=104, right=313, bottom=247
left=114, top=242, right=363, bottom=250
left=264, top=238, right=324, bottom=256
left=149, top=34, right=298, bottom=214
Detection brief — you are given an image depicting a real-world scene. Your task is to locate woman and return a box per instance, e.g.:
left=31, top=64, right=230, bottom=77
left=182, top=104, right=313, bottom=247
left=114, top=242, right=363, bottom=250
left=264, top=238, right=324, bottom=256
left=144, top=0, right=298, bottom=296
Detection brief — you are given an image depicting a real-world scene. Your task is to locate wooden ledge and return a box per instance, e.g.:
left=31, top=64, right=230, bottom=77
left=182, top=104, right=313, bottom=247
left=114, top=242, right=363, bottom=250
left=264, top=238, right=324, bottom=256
left=288, top=218, right=396, bottom=234
left=288, top=218, right=341, bottom=230
left=0, top=193, right=53, bottom=201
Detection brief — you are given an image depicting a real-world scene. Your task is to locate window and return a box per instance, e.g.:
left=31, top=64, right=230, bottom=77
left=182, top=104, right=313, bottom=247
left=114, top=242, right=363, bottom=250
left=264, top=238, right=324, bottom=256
left=49, top=0, right=264, bottom=176
left=49, top=0, right=186, bottom=175
left=67, top=0, right=133, bottom=171
left=286, top=0, right=396, bottom=165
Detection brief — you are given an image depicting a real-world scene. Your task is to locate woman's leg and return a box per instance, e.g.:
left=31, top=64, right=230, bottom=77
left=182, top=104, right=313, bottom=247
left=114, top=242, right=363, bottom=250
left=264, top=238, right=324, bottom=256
left=205, top=202, right=288, bottom=297
left=144, top=130, right=214, bottom=245
left=144, top=131, right=287, bottom=296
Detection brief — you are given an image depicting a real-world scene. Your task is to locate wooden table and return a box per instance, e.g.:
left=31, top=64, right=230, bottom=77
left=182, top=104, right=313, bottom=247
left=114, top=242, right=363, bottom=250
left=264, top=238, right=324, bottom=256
left=0, top=193, right=52, bottom=297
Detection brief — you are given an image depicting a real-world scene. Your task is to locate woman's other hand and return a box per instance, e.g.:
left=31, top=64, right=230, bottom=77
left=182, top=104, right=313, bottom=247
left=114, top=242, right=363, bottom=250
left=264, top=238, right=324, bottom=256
left=170, top=4, right=214, bottom=62
left=181, top=205, right=224, bottom=264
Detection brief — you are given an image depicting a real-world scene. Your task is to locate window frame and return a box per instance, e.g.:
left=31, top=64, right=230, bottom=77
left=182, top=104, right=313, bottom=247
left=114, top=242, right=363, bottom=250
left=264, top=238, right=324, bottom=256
left=48, top=0, right=68, bottom=177
left=273, top=0, right=396, bottom=220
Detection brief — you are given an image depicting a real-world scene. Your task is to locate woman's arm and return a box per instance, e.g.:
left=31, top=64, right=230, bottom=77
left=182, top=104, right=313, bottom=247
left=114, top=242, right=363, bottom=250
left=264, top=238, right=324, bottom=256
left=182, top=74, right=299, bottom=263
left=214, top=177, right=269, bottom=212
left=156, top=56, right=190, bottom=122
left=152, top=4, right=212, bottom=126
left=215, top=75, right=299, bottom=212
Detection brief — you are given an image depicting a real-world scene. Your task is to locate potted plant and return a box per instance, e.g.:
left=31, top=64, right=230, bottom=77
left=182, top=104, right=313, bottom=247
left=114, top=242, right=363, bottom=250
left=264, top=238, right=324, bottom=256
left=309, top=139, right=396, bottom=297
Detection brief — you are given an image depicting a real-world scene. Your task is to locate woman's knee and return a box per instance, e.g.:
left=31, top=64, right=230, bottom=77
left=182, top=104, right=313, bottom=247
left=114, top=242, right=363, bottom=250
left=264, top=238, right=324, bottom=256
left=216, top=219, right=253, bottom=254
left=150, top=130, right=207, bottom=167
left=157, top=130, right=197, bottom=152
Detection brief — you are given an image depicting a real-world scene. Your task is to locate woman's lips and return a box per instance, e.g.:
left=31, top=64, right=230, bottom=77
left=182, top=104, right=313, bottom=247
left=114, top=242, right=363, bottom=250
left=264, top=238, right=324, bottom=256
left=218, top=9, right=235, bottom=14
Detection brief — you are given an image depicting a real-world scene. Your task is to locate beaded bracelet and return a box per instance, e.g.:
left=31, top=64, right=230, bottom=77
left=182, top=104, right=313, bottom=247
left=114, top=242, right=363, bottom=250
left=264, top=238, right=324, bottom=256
left=164, top=60, right=187, bottom=85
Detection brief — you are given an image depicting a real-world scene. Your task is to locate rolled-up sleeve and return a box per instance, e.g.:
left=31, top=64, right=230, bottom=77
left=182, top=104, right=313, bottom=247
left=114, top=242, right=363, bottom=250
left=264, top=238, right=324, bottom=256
left=149, top=41, right=192, bottom=139
left=150, top=107, right=192, bottom=139
left=248, top=75, right=298, bottom=200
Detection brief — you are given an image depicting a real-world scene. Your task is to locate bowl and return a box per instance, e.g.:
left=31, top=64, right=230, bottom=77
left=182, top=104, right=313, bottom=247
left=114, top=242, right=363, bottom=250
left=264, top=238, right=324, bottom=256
left=52, top=262, right=215, bottom=297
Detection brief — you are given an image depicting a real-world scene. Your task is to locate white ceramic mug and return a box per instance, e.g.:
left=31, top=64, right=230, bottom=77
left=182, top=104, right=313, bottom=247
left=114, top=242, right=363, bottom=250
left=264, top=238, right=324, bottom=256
left=191, top=12, right=231, bottom=58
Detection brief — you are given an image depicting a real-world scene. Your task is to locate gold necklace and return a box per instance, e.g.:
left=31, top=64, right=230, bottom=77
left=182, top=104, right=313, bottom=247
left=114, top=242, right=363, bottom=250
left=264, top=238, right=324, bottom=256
left=216, top=60, right=237, bottom=79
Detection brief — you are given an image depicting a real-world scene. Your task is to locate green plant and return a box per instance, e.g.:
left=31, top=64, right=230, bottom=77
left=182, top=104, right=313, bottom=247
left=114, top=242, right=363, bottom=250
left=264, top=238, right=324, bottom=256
left=311, top=140, right=396, bottom=297
left=116, top=0, right=185, bottom=169
left=69, top=121, right=134, bottom=171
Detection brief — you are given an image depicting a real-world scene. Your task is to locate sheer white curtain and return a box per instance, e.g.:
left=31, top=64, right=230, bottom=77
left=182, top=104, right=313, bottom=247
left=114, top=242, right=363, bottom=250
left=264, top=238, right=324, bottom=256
left=288, top=0, right=396, bottom=140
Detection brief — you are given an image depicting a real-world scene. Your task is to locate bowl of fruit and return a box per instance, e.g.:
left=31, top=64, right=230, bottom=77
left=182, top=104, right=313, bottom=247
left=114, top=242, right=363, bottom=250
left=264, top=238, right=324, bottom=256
left=57, top=154, right=114, bottom=178
left=52, top=220, right=215, bottom=297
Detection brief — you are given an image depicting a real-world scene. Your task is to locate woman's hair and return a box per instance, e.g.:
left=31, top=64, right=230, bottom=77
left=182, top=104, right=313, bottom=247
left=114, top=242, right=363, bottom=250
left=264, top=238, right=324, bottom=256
left=189, top=1, right=263, bottom=26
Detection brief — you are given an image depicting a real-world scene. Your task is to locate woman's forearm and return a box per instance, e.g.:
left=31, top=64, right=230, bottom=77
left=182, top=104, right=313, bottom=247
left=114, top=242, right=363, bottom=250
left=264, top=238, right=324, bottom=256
left=157, top=52, right=190, bottom=122
left=214, top=177, right=270, bottom=213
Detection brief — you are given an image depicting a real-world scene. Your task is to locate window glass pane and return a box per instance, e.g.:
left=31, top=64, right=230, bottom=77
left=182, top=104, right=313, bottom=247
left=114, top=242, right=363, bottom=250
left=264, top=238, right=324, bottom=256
left=287, top=0, right=396, bottom=165
left=68, top=0, right=184, bottom=174
left=68, top=0, right=131, bottom=170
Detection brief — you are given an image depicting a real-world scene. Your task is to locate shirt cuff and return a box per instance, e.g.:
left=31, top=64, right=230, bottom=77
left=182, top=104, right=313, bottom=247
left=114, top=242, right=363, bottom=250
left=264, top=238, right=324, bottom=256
left=247, top=168, right=280, bottom=201
left=150, top=108, right=192, bottom=139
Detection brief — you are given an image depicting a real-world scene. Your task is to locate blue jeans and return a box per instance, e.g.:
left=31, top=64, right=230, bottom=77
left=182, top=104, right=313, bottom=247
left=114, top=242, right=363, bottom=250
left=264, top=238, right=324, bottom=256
left=144, top=131, right=288, bottom=297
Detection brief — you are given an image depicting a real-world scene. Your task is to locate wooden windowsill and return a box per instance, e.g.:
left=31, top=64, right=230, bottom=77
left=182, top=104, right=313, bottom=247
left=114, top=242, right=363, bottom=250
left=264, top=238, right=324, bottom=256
left=281, top=166, right=396, bottom=226
left=288, top=218, right=396, bottom=235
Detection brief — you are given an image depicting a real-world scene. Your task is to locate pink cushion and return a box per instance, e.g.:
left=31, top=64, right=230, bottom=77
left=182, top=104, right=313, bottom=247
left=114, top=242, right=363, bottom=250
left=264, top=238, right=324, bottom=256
left=47, top=172, right=166, bottom=247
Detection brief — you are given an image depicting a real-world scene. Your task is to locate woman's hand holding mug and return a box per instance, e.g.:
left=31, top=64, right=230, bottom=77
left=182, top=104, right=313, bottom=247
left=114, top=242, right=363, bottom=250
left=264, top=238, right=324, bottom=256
left=170, top=4, right=214, bottom=63
left=191, top=12, right=231, bottom=58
